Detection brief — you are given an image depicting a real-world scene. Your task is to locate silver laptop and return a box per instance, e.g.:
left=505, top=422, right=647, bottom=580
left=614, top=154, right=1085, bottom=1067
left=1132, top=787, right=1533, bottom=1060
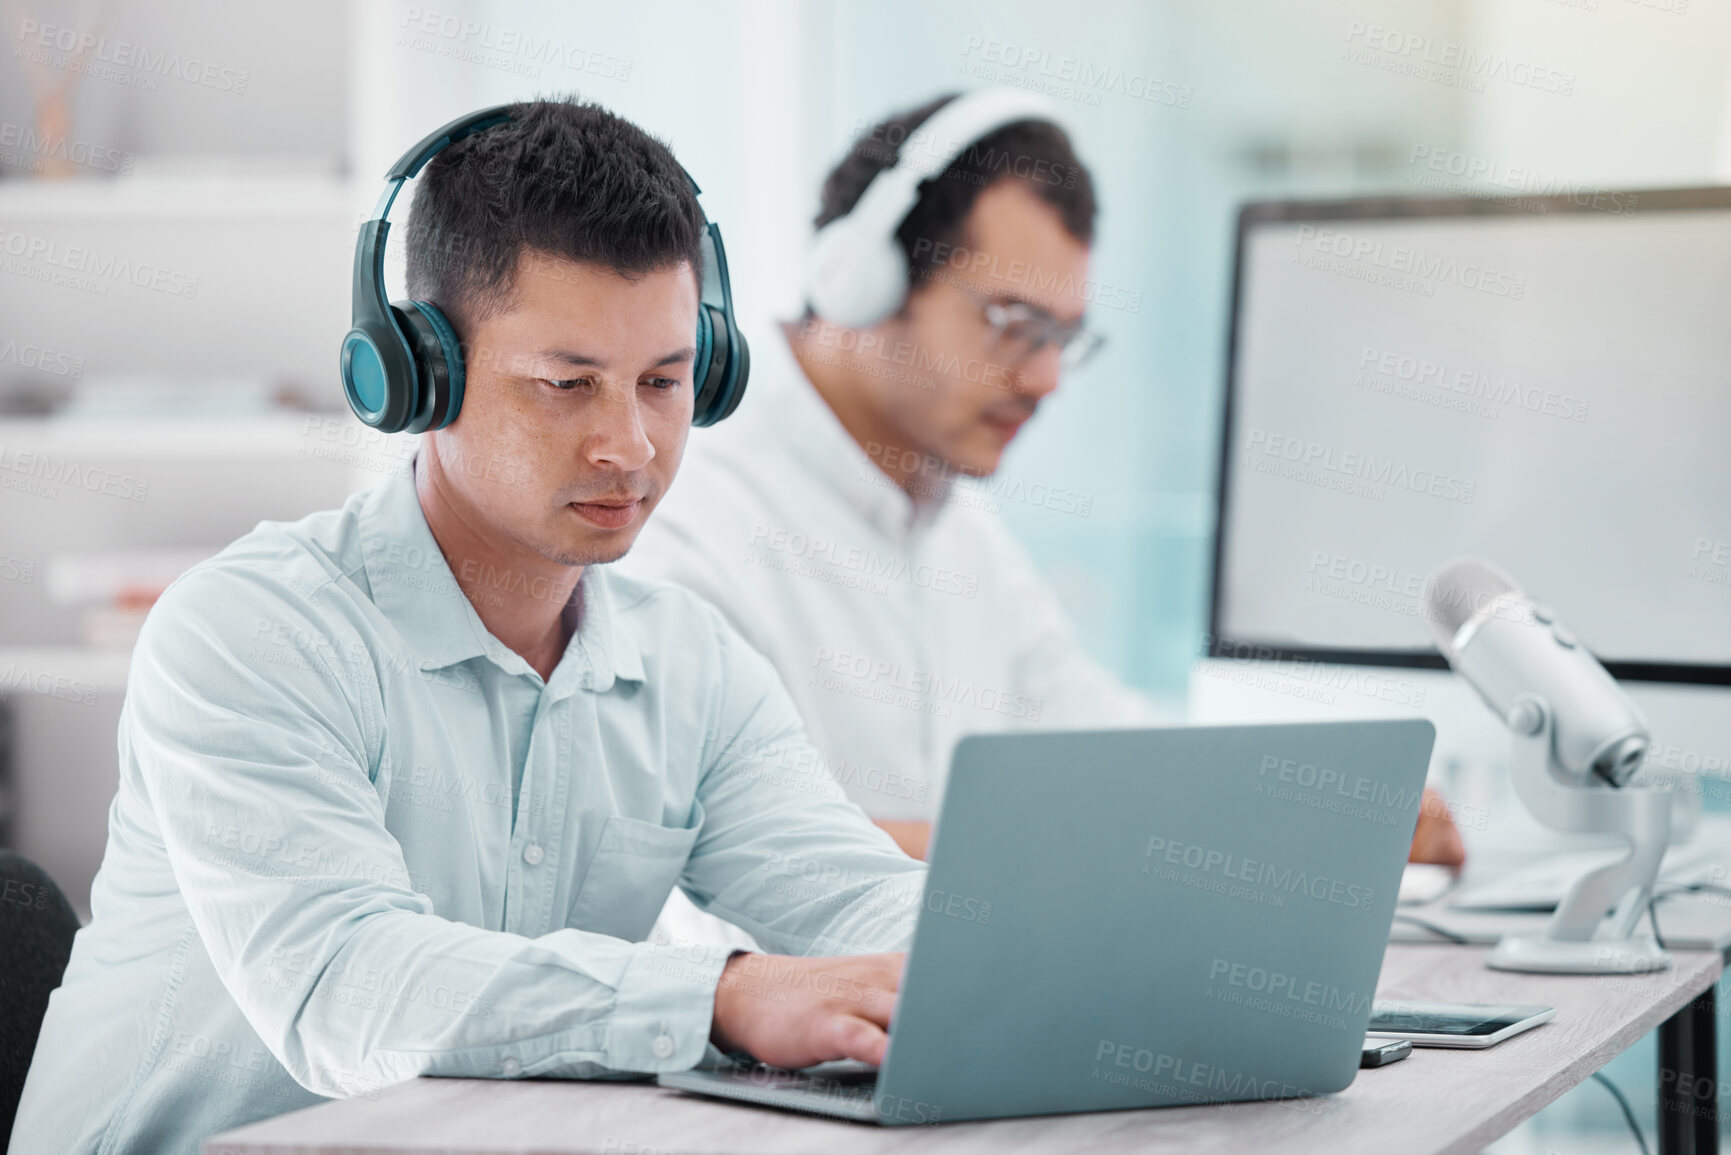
left=659, top=719, right=1435, bottom=1125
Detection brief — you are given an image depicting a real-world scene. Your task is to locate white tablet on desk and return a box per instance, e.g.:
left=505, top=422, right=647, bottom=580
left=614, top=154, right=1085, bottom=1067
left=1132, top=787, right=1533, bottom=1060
left=1366, top=1000, right=1555, bottom=1048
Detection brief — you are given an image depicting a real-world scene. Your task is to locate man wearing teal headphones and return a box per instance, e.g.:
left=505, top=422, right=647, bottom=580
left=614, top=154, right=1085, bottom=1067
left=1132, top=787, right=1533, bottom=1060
left=10, top=100, right=922, bottom=1155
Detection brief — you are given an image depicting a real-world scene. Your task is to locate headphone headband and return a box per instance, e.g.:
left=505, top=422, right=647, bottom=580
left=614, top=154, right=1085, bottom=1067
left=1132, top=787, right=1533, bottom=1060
left=847, top=89, right=1062, bottom=239
left=386, top=107, right=514, bottom=182
left=341, top=104, right=748, bottom=435
left=803, top=89, right=1066, bottom=329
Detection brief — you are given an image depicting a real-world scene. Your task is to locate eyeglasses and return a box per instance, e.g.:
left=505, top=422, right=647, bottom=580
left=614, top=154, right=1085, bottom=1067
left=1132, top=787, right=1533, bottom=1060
left=962, top=289, right=1107, bottom=370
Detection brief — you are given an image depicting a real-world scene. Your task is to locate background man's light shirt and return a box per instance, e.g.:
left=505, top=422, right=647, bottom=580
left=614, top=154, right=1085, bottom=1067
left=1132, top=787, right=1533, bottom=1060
left=9, top=468, right=922, bottom=1155
left=623, top=327, right=1158, bottom=823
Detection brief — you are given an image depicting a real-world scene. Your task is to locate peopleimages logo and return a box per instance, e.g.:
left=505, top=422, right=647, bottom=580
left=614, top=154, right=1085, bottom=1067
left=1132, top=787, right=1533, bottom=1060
left=794, top=318, right=1014, bottom=393
left=722, top=733, right=930, bottom=805
left=15, top=20, right=250, bottom=93
left=1690, top=537, right=1731, bottom=590
left=747, top=524, right=980, bottom=599
left=909, top=237, right=1143, bottom=313
left=0, top=337, right=84, bottom=379
left=1207, top=957, right=1372, bottom=1019
left=1258, top=754, right=1420, bottom=812
left=861, top=440, right=1095, bottom=518
left=1089, top=1039, right=1323, bottom=1113
left=0, top=555, right=36, bottom=584
left=858, top=123, right=1084, bottom=189
left=397, top=7, right=632, bottom=81
left=0, top=445, right=149, bottom=502
left=1342, top=21, right=1577, bottom=97
left=959, top=37, right=1193, bottom=109
left=0, top=662, right=98, bottom=706
left=809, top=646, right=1045, bottom=722
left=1291, top=224, right=1527, bottom=299
left=1642, top=741, right=1729, bottom=778
left=1301, top=550, right=1530, bottom=634
left=1199, top=631, right=1429, bottom=708
left=1243, top=427, right=1476, bottom=505
left=0, top=226, right=201, bottom=299
left=1356, top=346, right=1589, bottom=422
left=1143, top=835, right=1376, bottom=911
left=1405, top=145, right=1638, bottom=217
left=0, top=121, right=133, bottom=174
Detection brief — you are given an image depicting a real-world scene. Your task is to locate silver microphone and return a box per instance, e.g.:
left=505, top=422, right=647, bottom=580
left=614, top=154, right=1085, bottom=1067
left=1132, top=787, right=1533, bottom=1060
left=1426, top=558, right=1648, bottom=787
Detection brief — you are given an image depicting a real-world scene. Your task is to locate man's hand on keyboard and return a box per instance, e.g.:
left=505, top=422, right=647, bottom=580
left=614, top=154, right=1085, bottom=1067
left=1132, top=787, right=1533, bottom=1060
left=710, top=952, right=904, bottom=1069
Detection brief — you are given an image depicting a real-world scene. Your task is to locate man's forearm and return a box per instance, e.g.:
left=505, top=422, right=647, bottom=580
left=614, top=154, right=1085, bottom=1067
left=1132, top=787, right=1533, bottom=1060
left=222, top=908, right=730, bottom=1091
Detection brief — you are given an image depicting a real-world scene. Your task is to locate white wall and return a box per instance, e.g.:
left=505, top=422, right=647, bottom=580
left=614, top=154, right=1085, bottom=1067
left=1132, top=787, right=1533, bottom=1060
left=1463, top=0, right=1731, bottom=187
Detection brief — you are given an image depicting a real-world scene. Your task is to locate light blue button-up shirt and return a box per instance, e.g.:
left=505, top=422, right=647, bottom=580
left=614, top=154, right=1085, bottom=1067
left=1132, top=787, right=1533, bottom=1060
left=9, top=468, right=924, bottom=1155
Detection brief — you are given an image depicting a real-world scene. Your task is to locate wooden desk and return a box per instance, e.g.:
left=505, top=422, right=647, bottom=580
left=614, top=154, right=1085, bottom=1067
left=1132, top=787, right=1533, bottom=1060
left=1391, top=820, right=1731, bottom=1154
left=206, top=943, right=1721, bottom=1155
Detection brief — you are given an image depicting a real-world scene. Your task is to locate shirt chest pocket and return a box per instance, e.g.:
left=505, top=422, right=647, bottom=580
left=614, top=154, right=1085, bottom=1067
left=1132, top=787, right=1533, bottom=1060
left=566, top=805, right=702, bottom=942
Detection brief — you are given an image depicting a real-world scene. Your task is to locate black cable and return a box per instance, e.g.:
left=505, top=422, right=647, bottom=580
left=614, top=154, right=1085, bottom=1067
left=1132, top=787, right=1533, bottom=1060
left=1389, top=913, right=1471, bottom=944
left=1655, top=882, right=1731, bottom=901
left=1647, top=896, right=1667, bottom=951
left=1591, top=1071, right=1651, bottom=1155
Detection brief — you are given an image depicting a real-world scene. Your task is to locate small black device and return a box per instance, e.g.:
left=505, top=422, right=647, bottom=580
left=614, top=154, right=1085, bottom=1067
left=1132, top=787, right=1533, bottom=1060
left=1360, top=1039, right=1412, bottom=1068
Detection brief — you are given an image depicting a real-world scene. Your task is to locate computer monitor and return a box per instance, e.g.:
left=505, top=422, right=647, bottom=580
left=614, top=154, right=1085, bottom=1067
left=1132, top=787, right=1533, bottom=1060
left=1210, top=187, right=1731, bottom=686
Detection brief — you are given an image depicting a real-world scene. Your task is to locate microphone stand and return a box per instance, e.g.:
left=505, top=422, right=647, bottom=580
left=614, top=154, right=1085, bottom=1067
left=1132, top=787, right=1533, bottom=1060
left=1486, top=693, right=1672, bottom=974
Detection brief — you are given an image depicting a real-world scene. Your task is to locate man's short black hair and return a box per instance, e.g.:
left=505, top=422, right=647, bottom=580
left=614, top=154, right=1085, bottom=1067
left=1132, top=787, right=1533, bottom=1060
left=404, top=97, right=704, bottom=335
left=814, top=93, right=1096, bottom=296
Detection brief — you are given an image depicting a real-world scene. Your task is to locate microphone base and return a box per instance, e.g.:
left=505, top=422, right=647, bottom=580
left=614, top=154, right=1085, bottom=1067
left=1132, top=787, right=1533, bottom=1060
left=1486, top=933, right=1671, bottom=974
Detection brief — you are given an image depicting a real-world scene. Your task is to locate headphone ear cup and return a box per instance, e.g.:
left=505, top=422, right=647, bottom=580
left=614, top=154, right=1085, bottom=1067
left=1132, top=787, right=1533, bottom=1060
left=395, top=300, right=466, bottom=433
left=692, top=303, right=742, bottom=427
left=691, top=301, right=717, bottom=420
left=691, top=303, right=750, bottom=427
left=716, top=326, right=749, bottom=423
left=805, top=219, right=909, bottom=329
left=341, top=321, right=414, bottom=434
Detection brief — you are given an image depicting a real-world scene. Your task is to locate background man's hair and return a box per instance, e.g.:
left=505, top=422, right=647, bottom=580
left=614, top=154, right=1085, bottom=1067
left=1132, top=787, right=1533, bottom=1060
left=813, top=92, right=1097, bottom=303
left=404, top=97, right=704, bottom=336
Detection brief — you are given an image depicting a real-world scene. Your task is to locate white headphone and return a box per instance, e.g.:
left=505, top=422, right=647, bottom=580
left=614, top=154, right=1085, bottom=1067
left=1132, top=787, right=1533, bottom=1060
left=803, top=88, right=1064, bottom=329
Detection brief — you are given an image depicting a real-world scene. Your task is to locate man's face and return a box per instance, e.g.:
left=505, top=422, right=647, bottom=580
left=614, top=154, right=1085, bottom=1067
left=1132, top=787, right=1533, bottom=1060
left=869, top=180, right=1091, bottom=478
left=429, top=249, right=697, bottom=568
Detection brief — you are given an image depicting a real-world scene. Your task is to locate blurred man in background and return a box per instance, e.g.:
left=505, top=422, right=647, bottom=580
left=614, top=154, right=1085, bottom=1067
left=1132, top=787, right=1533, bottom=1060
left=624, top=91, right=1465, bottom=875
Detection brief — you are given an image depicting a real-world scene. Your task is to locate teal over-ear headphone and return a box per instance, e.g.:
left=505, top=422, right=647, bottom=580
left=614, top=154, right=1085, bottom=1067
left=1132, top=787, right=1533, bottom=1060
left=340, top=104, right=749, bottom=435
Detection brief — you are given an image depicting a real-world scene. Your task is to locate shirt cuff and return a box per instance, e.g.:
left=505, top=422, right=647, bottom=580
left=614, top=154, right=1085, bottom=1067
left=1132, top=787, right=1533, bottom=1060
left=605, top=939, right=732, bottom=1072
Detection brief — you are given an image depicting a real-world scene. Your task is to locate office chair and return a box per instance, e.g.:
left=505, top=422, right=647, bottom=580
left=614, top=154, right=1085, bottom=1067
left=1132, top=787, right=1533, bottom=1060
left=0, top=851, right=80, bottom=1147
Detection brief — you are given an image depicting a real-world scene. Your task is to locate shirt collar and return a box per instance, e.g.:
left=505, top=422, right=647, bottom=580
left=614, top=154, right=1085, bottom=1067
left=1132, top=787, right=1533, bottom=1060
left=568, top=564, right=646, bottom=692
left=355, top=466, right=644, bottom=692
left=768, top=323, right=953, bottom=540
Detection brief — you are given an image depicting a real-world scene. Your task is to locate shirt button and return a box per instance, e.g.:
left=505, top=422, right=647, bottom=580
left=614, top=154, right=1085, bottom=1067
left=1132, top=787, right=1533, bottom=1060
left=501, top=1057, right=522, bottom=1077
left=522, top=843, right=544, bottom=865
left=651, top=1034, right=676, bottom=1059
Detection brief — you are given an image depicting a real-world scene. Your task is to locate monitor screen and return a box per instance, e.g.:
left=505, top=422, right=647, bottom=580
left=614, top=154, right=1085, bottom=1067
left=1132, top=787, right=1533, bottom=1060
left=1211, top=188, right=1731, bottom=684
